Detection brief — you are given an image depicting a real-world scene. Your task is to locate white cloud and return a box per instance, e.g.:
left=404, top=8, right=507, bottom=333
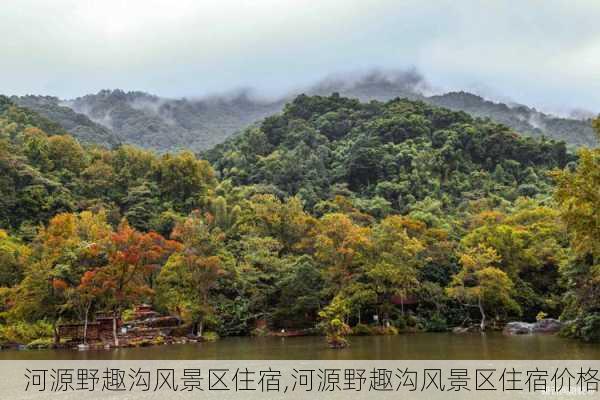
left=0, top=0, right=599, bottom=112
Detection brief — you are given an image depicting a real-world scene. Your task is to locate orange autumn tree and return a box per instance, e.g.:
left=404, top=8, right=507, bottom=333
left=66, top=270, right=105, bottom=344
left=138, top=231, right=183, bottom=289
left=96, top=220, right=180, bottom=345
left=12, top=211, right=112, bottom=345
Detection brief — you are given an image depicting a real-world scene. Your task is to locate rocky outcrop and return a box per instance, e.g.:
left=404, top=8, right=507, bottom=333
left=503, top=319, right=562, bottom=335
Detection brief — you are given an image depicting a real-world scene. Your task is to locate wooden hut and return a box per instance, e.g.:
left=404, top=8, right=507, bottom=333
left=59, top=312, right=122, bottom=343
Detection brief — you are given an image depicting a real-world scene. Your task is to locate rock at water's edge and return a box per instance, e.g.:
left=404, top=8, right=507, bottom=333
left=503, top=319, right=562, bottom=335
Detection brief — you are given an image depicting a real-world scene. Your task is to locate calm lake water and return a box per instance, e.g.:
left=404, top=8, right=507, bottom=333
left=2, top=333, right=599, bottom=360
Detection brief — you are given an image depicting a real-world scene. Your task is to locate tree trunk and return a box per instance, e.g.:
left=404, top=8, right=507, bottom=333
left=112, top=312, right=119, bottom=347
left=401, top=298, right=405, bottom=316
left=357, top=308, right=361, bottom=325
left=478, top=296, right=486, bottom=331
left=53, top=322, right=60, bottom=347
left=198, top=319, right=204, bottom=338
left=83, top=306, right=89, bottom=345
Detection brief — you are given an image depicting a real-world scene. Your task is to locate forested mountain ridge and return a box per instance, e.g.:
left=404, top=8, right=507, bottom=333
left=1, top=93, right=599, bottom=347
left=10, top=73, right=596, bottom=152
left=67, top=89, right=285, bottom=152
left=68, top=86, right=598, bottom=151
left=428, top=91, right=597, bottom=147
left=206, top=93, right=571, bottom=216
left=1, top=92, right=570, bottom=234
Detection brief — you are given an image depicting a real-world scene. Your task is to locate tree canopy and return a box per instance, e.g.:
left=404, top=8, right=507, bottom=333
left=0, top=94, right=598, bottom=346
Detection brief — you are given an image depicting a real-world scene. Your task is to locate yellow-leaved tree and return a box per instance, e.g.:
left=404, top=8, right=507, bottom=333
left=552, top=117, right=600, bottom=340
left=447, top=244, right=518, bottom=331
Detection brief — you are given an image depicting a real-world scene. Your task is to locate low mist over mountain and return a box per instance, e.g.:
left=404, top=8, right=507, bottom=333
left=11, top=71, right=598, bottom=152
left=308, top=69, right=428, bottom=101
left=427, top=92, right=597, bottom=148
left=66, top=89, right=285, bottom=152
left=12, top=95, right=121, bottom=147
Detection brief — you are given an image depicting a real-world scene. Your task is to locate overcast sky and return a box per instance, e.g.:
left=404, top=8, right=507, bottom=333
left=1, top=0, right=599, bottom=114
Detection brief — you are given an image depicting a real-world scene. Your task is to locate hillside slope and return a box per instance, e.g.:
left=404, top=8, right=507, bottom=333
left=0, top=95, right=214, bottom=235
left=0, top=93, right=572, bottom=234
left=12, top=95, right=121, bottom=147
left=67, top=89, right=284, bottom=152
left=17, top=74, right=594, bottom=153
left=206, top=93, right=571, bottom=216
left=428, top=91, right=596, bottom=147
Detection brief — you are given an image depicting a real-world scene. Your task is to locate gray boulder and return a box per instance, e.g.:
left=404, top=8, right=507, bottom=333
left=503, top=319, right=562, bottom=335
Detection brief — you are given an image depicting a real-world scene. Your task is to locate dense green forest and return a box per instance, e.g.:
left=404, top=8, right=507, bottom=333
left=0, top=93, right=599, bottom=348
left=206, top=93, right=571, bottom=214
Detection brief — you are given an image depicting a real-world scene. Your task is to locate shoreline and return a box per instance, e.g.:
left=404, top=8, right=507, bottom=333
left=0, top=319, right=563, bottom=352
